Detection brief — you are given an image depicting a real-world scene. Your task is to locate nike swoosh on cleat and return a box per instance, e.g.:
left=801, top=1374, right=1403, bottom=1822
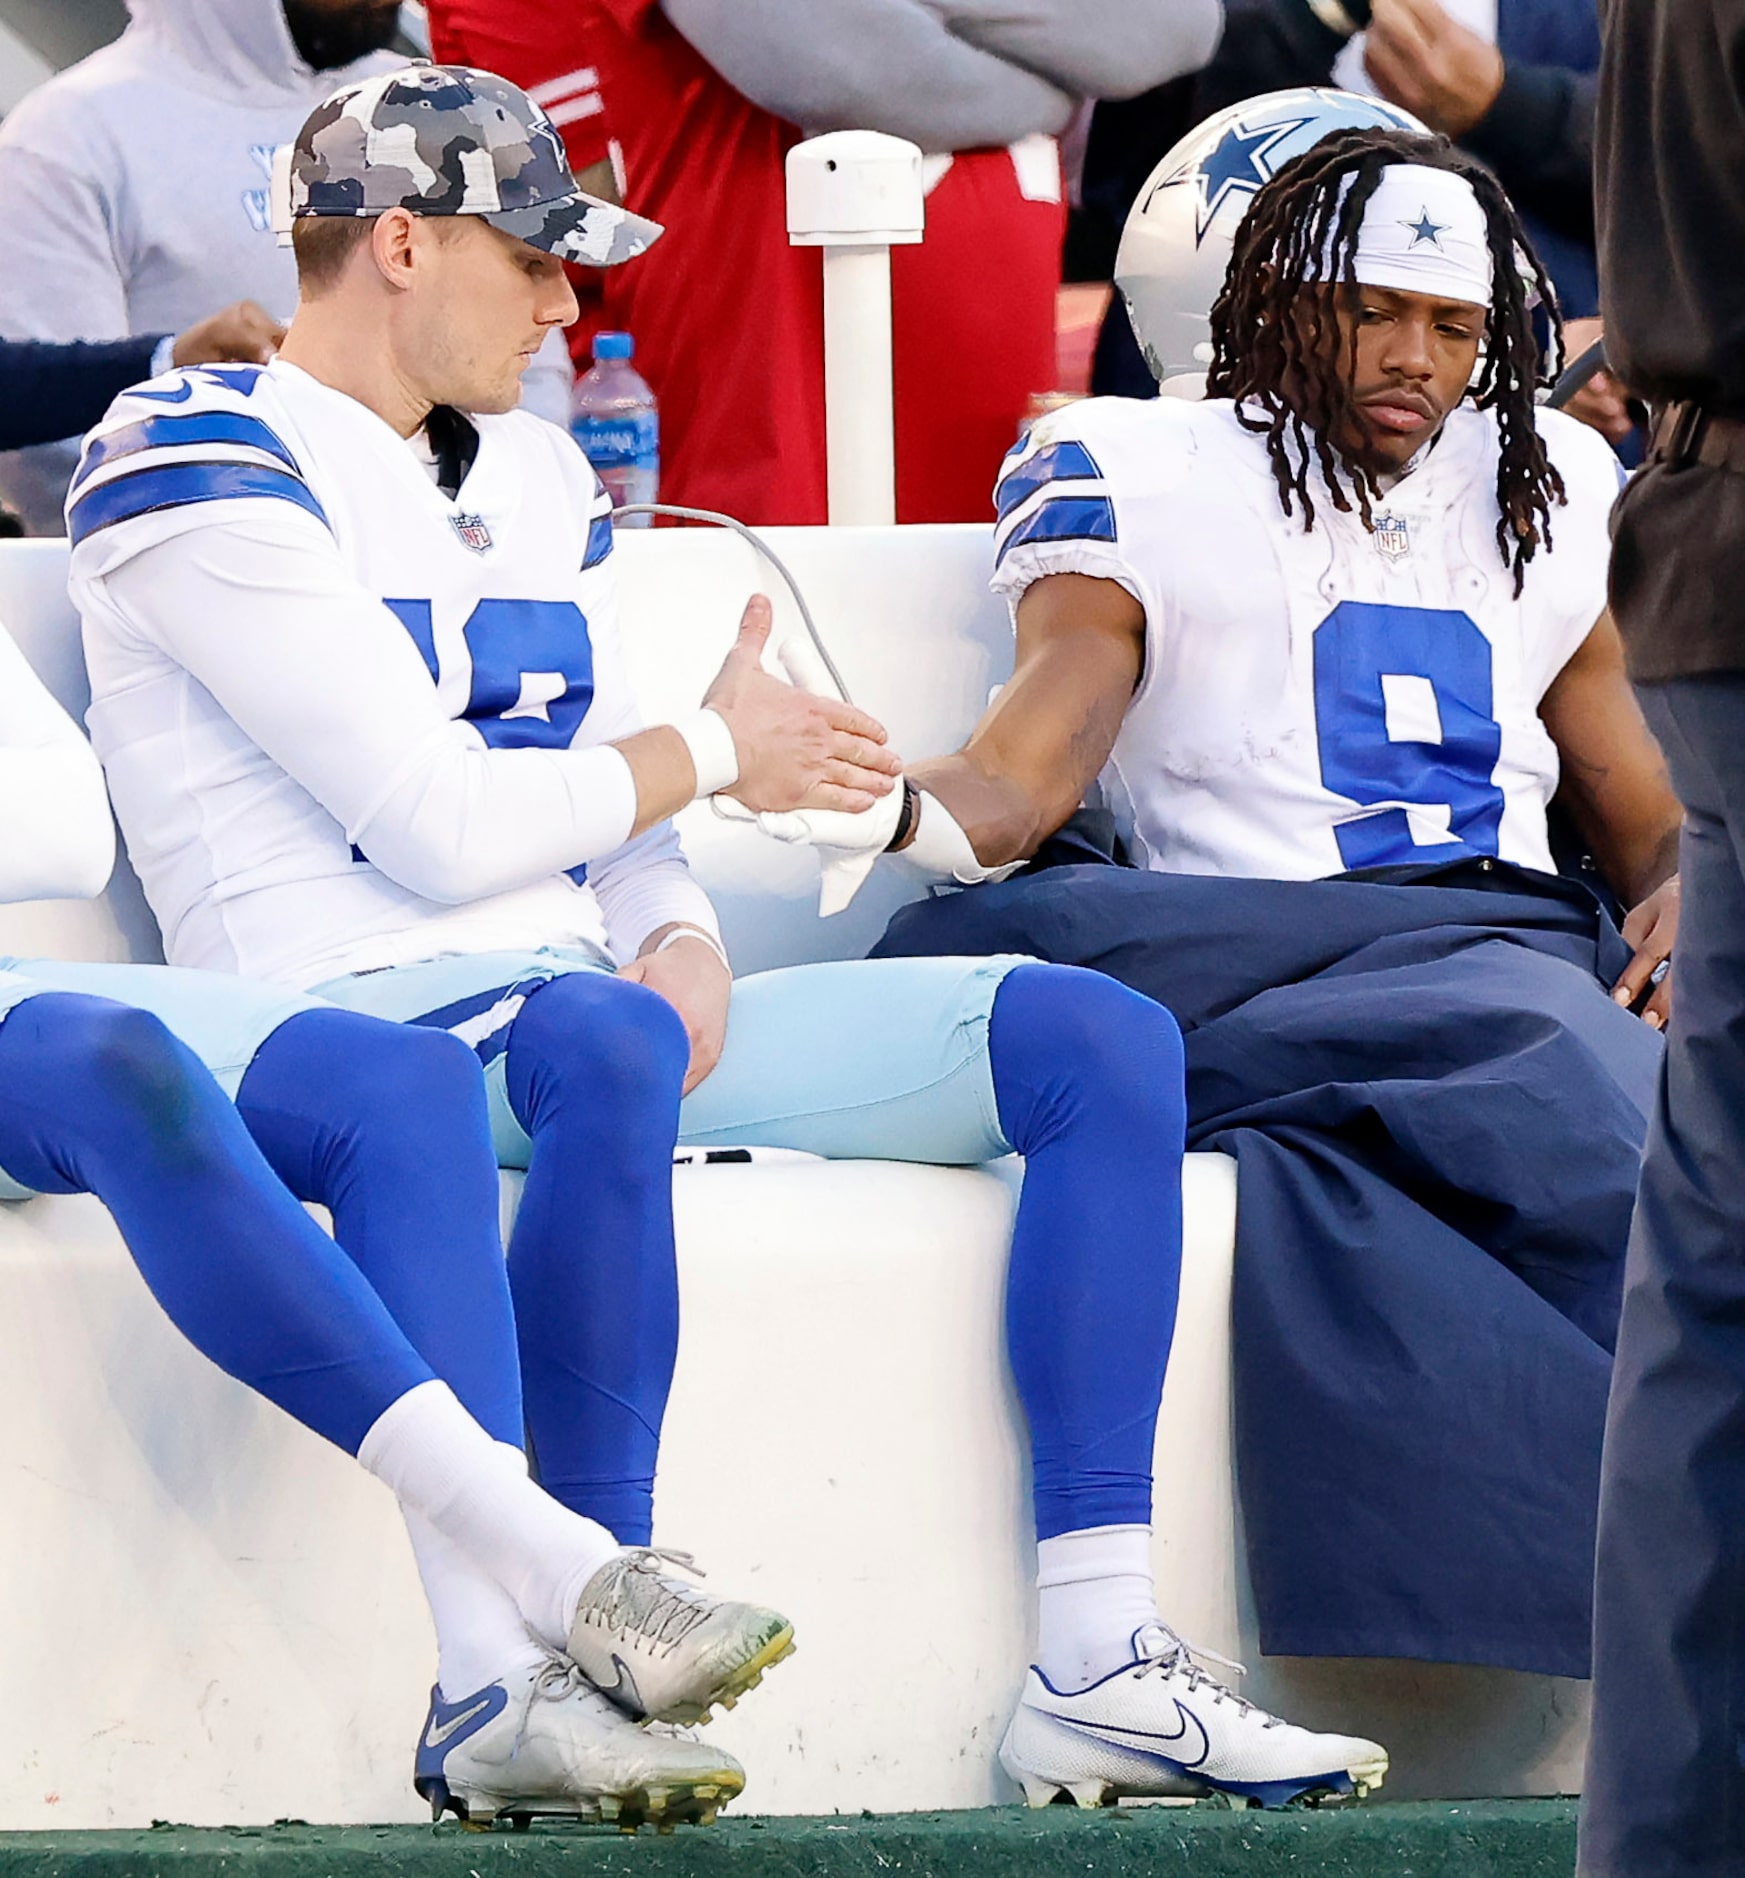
left=1051, top=1702, right=1212, bottom=1772
left=595, top=1654, right=645, bottom=1714
left=424, top=1696, right=496, bottom=1751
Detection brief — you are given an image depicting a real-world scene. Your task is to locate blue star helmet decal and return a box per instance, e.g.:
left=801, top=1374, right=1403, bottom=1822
left=1158, top=115, right=1316, bottom=245
left=1115, top=87, right=1432, bottom=383
left=1403, top=208, right=1447, bottom=247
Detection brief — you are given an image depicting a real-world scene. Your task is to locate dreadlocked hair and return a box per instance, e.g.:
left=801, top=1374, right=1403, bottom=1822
left=1205, top=126, right=1563, bottom=595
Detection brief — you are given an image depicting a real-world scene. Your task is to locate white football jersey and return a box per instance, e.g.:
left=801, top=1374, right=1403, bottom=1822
left=991, top=396, right=1623, bottom=881
left=70, top=359, right=714, bottom=989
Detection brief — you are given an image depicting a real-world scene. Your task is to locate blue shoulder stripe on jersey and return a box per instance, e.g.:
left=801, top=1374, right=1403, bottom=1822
left=67, top=460, right=332, bottom=547
left=582, top=512, right=613, bottom=570
left=73, top=412, right=300, bottom=492
left=995, top=441, right=1105, bottom=521
left=994, top=494, right=1118, bottom=567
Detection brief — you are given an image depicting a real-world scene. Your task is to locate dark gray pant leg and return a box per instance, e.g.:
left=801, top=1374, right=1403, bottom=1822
left=1582, top=675, right=1745, bottom=1876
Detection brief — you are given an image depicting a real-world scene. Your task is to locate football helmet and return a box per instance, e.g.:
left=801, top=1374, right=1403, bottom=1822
left=1114, top=88, right=1427, bottom=392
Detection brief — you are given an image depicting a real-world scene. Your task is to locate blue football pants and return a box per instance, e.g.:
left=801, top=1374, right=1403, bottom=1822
left=0, top=995, right=521, bottom=1454
left=493, top=959, right=1186, bottom=1544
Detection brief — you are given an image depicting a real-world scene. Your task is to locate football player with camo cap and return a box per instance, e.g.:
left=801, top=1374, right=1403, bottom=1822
left=285, top=61, right=662, bottom=267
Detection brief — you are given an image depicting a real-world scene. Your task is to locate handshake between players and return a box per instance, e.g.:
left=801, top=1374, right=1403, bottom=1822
left=698, top=594, right=899, bottom=820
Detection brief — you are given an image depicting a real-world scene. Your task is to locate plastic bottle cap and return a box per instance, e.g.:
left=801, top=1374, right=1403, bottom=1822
left=593, top=331, right=634, bottom=361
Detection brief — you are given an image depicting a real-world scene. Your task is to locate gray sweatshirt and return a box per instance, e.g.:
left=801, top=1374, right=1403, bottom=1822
left=661, top=0, right=1225, bottom=148
left=0, top=0, right=568, bottom=532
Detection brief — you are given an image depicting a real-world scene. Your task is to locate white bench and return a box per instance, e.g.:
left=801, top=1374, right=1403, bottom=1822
left=0, top=530, right=1586, bottom=1827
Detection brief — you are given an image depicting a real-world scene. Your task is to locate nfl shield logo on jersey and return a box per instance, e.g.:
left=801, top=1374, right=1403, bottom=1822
left=451, top=512, right=493, bottom=554
left=1373, top=514, right=1411, bottom=560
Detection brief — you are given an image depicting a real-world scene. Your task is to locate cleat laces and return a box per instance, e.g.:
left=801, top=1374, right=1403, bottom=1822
left=511, top=1653, right=593, bottom=1756
left=1134, top=1627, right=1280, bottom=1727
left=588, top=1549, right=715, bottom=1655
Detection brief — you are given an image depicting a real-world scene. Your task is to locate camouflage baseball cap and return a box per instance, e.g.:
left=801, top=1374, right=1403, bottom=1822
left=287, top=63, right=662, bottom=267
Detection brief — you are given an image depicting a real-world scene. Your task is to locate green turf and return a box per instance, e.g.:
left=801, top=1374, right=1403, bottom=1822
left=0, top=1802, right=1578, bottom=1877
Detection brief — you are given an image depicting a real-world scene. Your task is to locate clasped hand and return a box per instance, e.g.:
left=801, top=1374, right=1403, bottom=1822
left=703, top=595, right=900, bottom=815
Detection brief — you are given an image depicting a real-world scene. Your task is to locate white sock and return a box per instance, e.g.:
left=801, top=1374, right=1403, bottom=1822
left=403, top=1510, right=549, bottom=1699
left=1035, top=1524, right=1161, bottom=1692
left=358, top=1380, right=620, bottom=1652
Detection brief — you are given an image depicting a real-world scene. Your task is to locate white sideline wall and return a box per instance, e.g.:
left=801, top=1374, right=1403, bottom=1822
left=0, top=533, right=1586, bottom=1826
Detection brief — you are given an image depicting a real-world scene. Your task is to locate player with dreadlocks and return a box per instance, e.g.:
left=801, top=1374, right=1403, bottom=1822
left=755, top=121, right=1689, bottom=1798
left=764, top=122, right=1682, bottom=1036
left=1207, top=126, right=1560, bottom=596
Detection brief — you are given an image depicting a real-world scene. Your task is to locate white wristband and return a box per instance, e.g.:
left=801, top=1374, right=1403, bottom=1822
left=674, top=709, right=739, bottom=799
left=651, top=923, right=731, bottom=972
left=901, top=789, right=1024, bottom=887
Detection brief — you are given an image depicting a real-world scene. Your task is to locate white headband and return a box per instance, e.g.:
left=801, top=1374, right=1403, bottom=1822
left=1308, top=163, right=1493, bottom=310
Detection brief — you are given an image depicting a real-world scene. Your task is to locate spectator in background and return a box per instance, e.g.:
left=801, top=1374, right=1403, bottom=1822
left=0, top=0, right=570, bottom=534
left=427, top=0, right=1222, bottom=525
left=0, top=301, right=284, bottom=454
left=1089, top=0, right=1600, bottom=396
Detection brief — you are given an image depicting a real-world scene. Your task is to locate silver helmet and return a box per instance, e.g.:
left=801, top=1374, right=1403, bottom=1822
left=1114, top=87, right=1426, bottom=393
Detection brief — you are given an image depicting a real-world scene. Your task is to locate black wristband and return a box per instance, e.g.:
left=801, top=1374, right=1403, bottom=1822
left=887, top=780, right=920, bottom=852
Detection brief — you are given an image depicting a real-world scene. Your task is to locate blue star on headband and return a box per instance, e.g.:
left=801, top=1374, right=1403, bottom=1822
left=1403, top=208, right=1447, bottom=248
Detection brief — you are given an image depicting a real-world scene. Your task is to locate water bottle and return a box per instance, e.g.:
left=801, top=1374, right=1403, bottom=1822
left=570, top=331, right=658, bottom=526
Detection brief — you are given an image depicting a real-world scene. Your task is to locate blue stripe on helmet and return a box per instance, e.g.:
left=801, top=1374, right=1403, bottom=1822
left=994, top=441, right=1105, bottom=521
left=68, top=460, right=332, bottom=547
left=73, top=412, right=301, bottom=491
left=994, top=494, right=1118, bottom=567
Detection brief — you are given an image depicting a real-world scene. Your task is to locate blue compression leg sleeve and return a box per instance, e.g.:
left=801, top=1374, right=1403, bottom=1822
left=0, top=994, right=433, bottom=1453
left=502, top=971, right=690, bottom=1544
left=987, top=963, right=1186, bottom=1540
left=236, top=1007, right=523, bottom=1447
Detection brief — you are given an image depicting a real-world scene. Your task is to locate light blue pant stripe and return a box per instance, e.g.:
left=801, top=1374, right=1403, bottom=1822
left=314, top=951, right=1034, bottom=1169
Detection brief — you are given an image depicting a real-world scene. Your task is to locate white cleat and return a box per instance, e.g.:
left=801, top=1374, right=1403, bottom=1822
left=566, top=1547, right=795, bottom=1726
left=413, top=1655, right=745, bottom=1831
left=999, top=1626, right=1389, bottom=1811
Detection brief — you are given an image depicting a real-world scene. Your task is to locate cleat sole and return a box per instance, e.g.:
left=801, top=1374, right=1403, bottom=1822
left=1015, top=1773, right=1113, bottom=1809
left=1002, top=1749, right=1385, bottom=1816
left=1066, top=1779, right=1113, bottom=1810
left=421, top=1769, right=745, bottom=1834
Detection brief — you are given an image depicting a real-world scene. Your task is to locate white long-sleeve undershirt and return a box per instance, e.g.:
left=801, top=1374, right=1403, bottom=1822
left=102, top=518, right=645, bottom=908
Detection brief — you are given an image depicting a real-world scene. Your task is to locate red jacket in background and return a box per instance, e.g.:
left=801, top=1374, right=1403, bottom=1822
left=428, top=0, right=1064, bottom=525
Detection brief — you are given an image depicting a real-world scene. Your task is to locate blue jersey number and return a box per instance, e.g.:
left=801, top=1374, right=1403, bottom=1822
left=1312, top=600, right=1504, bottom=870
left=385, top=596, right=595, bottom=751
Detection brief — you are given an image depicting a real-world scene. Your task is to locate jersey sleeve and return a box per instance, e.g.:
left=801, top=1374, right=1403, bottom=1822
left=989, top=399, right=1161, bottom=616
left=75, top=495, right=646, bottom=908
left=0, top=623, right=115, bottom=902
left=590, top=819, right=724, bottom=965
left=66, top=367, right=334, bottom=569
left=1529, top=408, right=1629, bottom=692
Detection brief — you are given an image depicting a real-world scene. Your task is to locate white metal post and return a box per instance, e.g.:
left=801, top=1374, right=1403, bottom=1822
left=786, top=131, right=925, bottom=526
